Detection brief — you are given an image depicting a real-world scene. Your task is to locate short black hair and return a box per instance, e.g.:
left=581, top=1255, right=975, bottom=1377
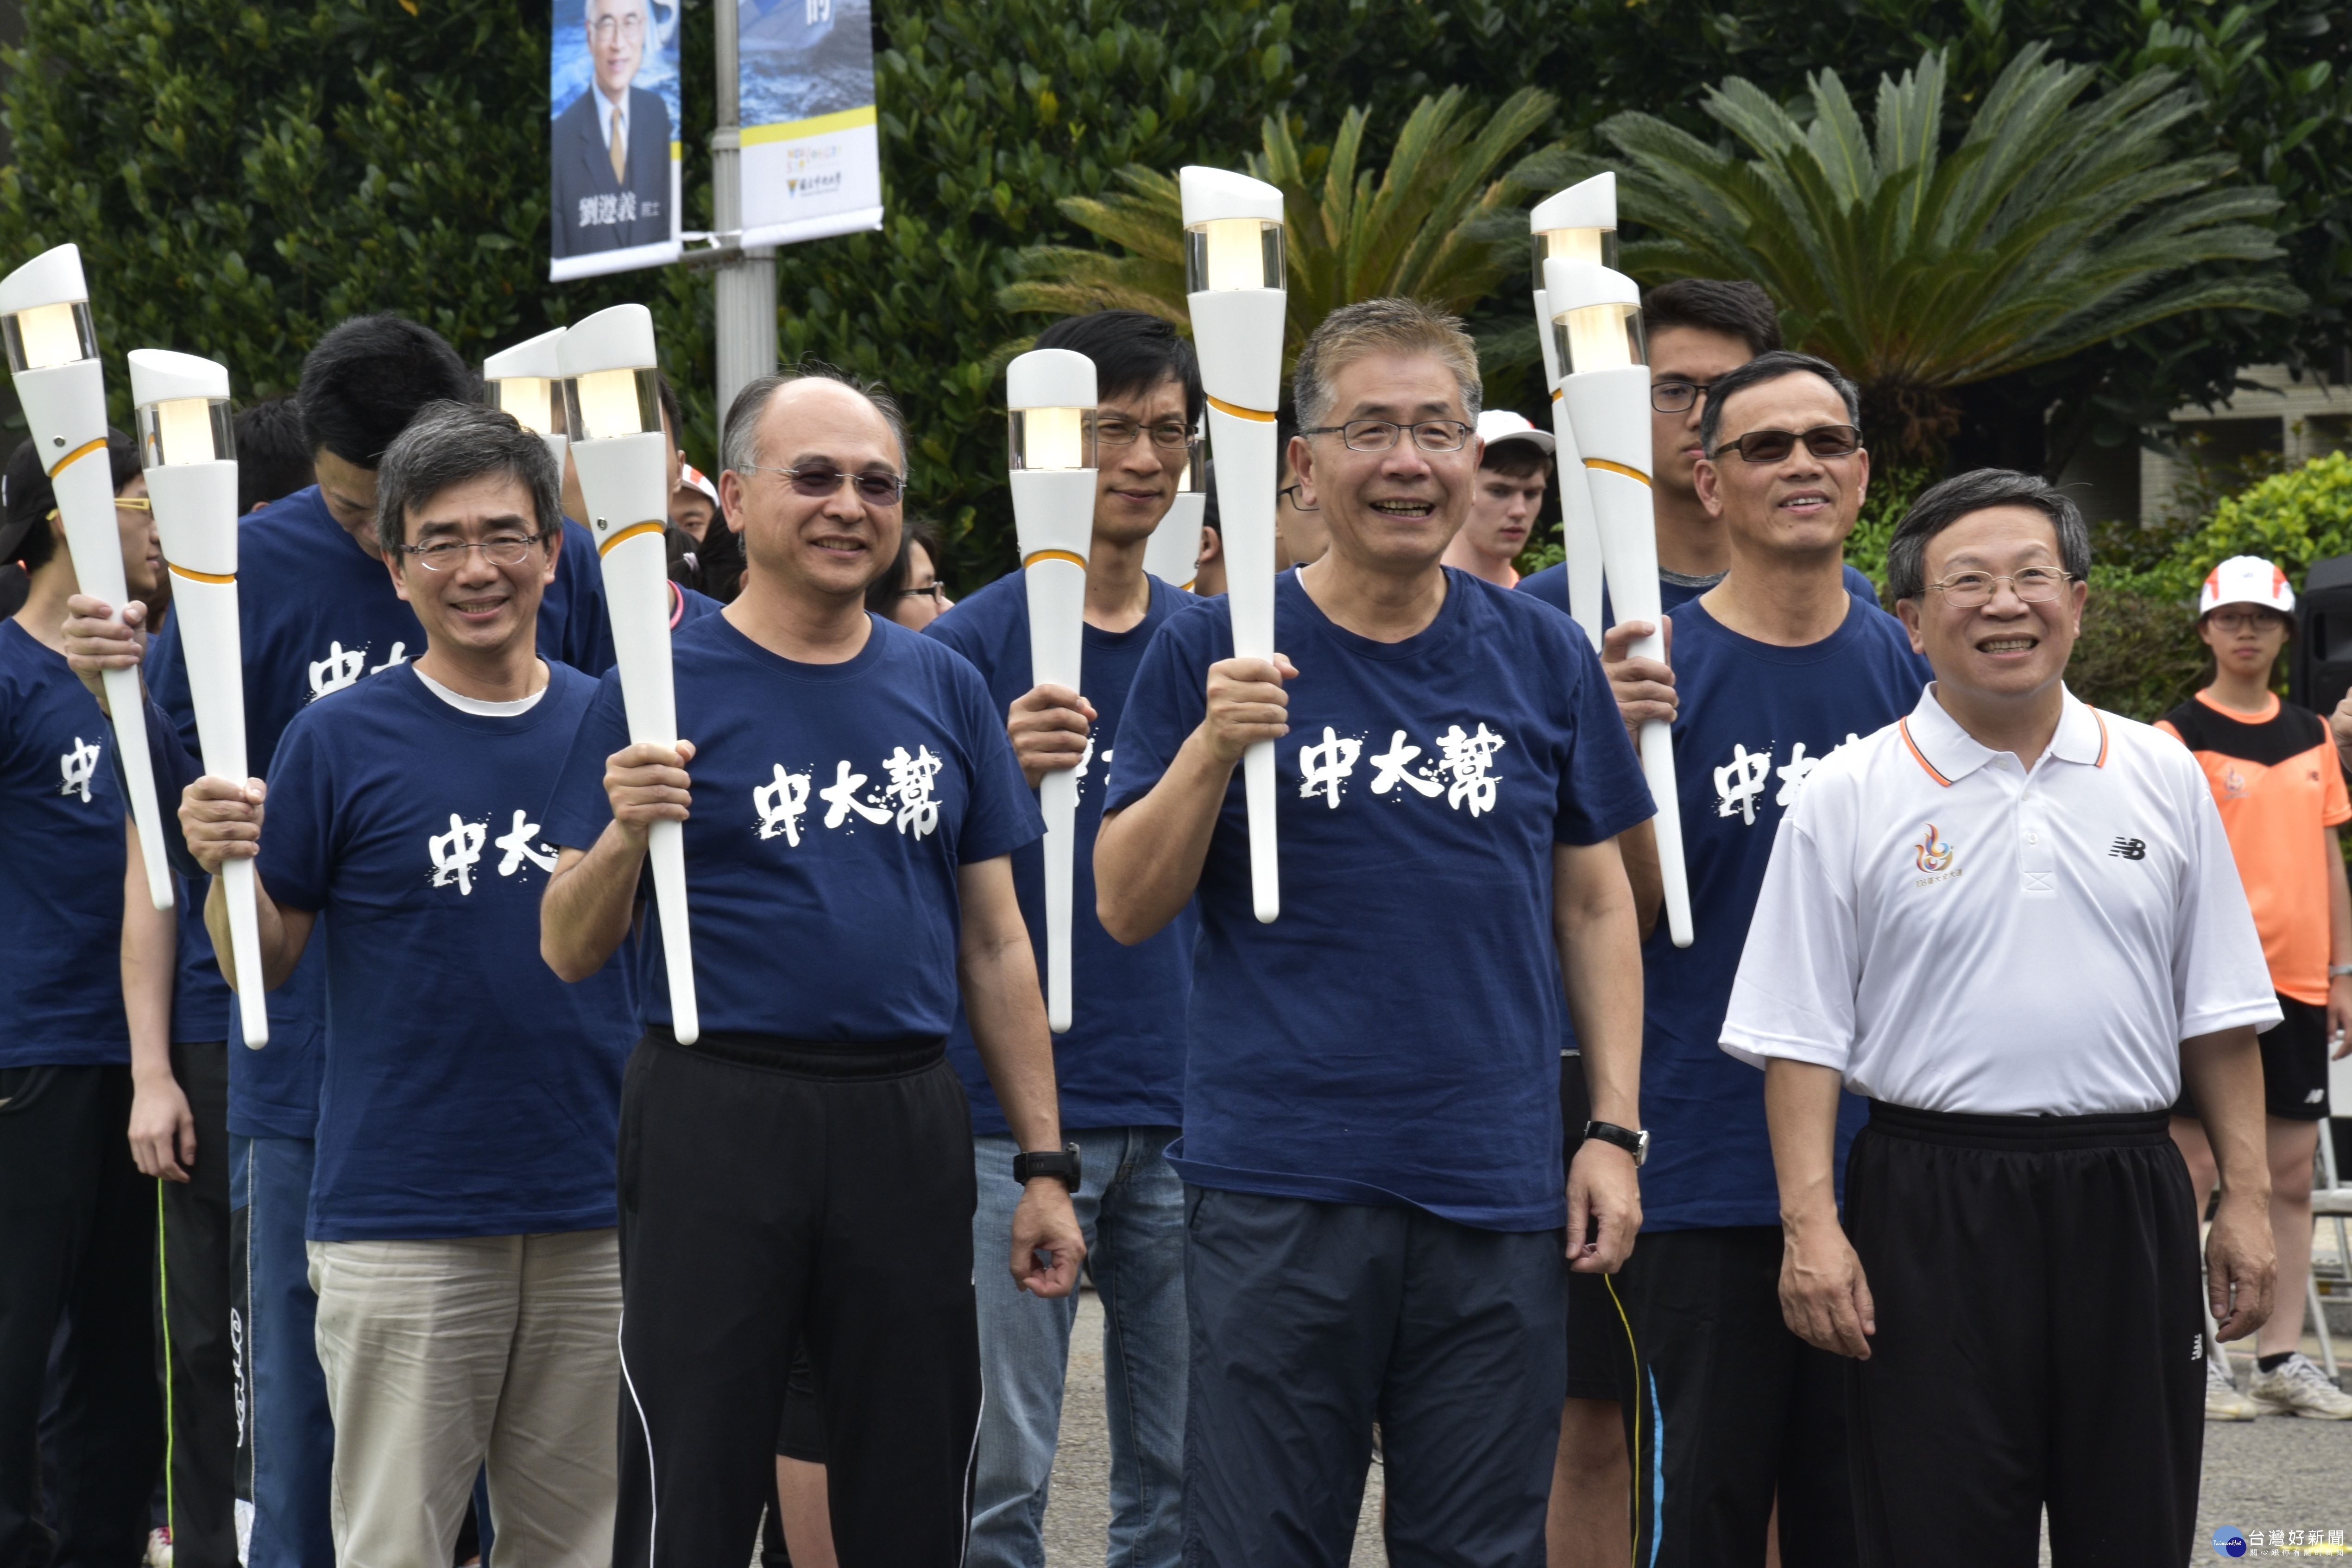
left=1, top=430, right=142, bottom=573
left=297, top=314, right=476, bottom=469
left=654, top=367, right=681, bottom=442
left=1643, top=279, right=1782, bottom=359
left=1885, top=468, right=2090, bottom=602
left=233, top=397, right=317, bottom=514
left=372, top=401, right=560, bottom=559
left=1032, top=311, right=1204, bottom=429
left=1480, top=438, right=1550, bottom=480
left=865, top=516, right=948, bottom=615
left=1698, top=350, right=1861, bottom=457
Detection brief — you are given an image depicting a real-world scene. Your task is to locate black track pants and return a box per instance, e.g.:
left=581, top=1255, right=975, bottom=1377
left=158, top=1040, right=236, bottom=1568
left=1843, top=1103, right=2204, bottom=1568
left=612, top=1031, right=982, bottom=1568
left=0, top=1064, right=162, bottom=1568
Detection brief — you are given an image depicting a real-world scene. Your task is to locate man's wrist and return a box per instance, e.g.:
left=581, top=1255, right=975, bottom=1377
left=1012, top=1142, right=1080, bottom=1190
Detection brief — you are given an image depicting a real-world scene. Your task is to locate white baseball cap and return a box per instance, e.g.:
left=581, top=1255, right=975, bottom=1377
left=677, top=462, right=720, bottom=504
left=2199, top=554, right=2295, bottom=618
left=1475, top=409, right=1555, bottom=456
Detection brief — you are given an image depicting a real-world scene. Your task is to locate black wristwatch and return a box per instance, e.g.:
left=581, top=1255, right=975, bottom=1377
left=1582, top=1121, right=1650, bottom=1168
left=1013, top=1143, right=1082, bottom=1190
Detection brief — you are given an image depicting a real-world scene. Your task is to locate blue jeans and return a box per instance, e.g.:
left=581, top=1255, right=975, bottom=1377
left=967, top=1128, right=1185, bottom=1568
left=229, top=1135, right=335, bottom=1568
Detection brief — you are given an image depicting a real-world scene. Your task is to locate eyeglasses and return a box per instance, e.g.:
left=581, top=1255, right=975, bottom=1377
left=589, top=13, right=645, bottom=41
left=399, top=533, right=547, bottom=571
left=1709, top=424, right=1864, bottom=464
left=1923, top=568, right=2075, bottom=608
left=2207, top=609, right=2287, bottom=634
left=45, top=498, right=151, bottom=520
left=1302, top=419, right=1475, bottom=453
left=1650, top=379, right=1716, bottom=414
left=739, top=464, right=909, bottom=504
left=1278, top=483, right=1319, bottom=513
left=899, top=582, right=948, bottom=604
left=1094, top=416, right=1196, bottom=450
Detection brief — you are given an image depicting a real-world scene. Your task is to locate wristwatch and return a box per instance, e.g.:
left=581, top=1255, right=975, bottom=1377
left=1013, top=1143, right=1082, bottom=1190
left=1582, top=1121, right=1650, bottom=1168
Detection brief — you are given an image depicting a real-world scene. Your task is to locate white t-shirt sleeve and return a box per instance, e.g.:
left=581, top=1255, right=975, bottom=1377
left=2169, top=755, right=2286, bottom=1040
left=1720, top=798, right=1861, bottom=1074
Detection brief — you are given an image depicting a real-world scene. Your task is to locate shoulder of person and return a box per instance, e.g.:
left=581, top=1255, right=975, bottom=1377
left=238, top=485, right=328, bottom=554
left=629, top=83, right=668, bottom=120
left=924, top=568, right=1023, bottom=648
left=2089, top=704, right=2198, bottom=787
left=552, top=89, right=597, bottom=130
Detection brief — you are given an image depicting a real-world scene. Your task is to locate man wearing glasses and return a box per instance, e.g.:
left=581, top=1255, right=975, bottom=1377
left=173, top=403, right=634, bottom=1555
left=1726, top=469, right=2278, bottom=1563
left=924, top=310, right=1203, bottom=1568
left=551, top=0, right=674, bottom=259
left=1097, top=298, right=1652, bottom=1562
left=539, top=366, right=1083, bottom=1563
left=1601, top=350, right=1929, bottom=1568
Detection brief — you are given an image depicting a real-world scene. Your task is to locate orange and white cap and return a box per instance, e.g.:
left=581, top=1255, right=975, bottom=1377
left=677, top=462, right=719, bottom=504
left=2199, top=555, right=2295, bottom=618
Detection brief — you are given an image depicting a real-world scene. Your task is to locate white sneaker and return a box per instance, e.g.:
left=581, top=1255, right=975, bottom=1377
left=2247, top=1353, right=2352, bottom=1419
left=145, top=1528, right=173, bottom=1568
left=2205, top=1354, right=2260, bottom=1420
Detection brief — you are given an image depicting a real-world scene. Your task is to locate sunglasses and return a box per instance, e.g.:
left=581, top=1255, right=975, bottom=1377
left=1708, top=424, right=1864, bottom=464
left=739, top=464, right=909, bottom=504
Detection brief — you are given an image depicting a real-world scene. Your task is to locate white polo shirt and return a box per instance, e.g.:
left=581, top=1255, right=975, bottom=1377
left=1720, top=684, right=2279, bottom=1115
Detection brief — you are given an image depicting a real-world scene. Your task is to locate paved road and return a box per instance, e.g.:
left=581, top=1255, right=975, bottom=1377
left=1040, top=1292, right=2352, bottom=1566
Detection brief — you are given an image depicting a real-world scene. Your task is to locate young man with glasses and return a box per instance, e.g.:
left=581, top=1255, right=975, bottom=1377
left=1728, top=469, right=2279, bottom=1563
left=1097, top=297, right=1652, bottom=1564
left=171, top=403, right=633, bottom=1557
left=539, top=365, right=1084, bottom=1564
left=1597, top=350, right=1928, bottom=1568
left=923, top=310, right=1203, bottom=1568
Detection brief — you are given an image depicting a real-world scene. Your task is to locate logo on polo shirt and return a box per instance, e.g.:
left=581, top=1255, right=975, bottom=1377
left=2109, top=837, right=2147, bottom=861
left=1913, top=822, right=1955, bottom=874
left=2222, top=765, right=2247, bottom=799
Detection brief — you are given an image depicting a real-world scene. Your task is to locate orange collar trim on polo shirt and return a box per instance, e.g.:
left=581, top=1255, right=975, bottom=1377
left=1898, top=717, right=1954, bottom=788
left=2090, top=708, right=2109, bottom=768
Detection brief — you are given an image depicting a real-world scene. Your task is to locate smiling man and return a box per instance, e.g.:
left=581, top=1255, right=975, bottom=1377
left=550, top=0, right=673, bottom=258
left=538, top=365, right=1084, bottom=1565
left=1095, top=297, right=1653, bottom=1564
left=1595, top=349, right=1929, bottom=1568
left=924, top=309, right=1203, bottom=1568
left=1725, top=469, right=2280, bottom=1565
left=173, top=403, right=635, bottom=1558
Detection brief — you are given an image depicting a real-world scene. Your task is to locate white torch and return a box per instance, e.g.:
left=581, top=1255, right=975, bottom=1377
left=557, top=304, right=700, bottom=1042
left=1546, top=258, right=1693, bottom=948
left=130, top=350, right=267, bottom=1045
left=1005, top=347, right=1098, bottom=1034
left=1179, top=166, right=1286, bottom=924
left=484, top=326, right=569, bottom=480
left=1142, top=428, right=1204, bottom=592
left=0, top=245, right=171, bottom=909
left=1528, top=175, right=1618, bottom=650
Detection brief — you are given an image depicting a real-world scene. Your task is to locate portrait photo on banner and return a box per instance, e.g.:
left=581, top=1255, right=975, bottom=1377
left=738, top=0, right=885, bottom=247
left=549, top=0, right=684, bottom=280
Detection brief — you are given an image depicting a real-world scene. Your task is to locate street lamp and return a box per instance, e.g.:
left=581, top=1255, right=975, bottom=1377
left=558, top=303, right=700, bottom=1042
left=1143, top=428, right=1204, bottom=591
left=131, top=349, right=266, bottom=1045
left=0, top=244, right=172, bottom=909
left=1180, top=165, right=1286, bottom=924
left=1006, top=346, right=1099, bottom=1033
left=1546, top=256, right=1694, bottom=948
left=1528, top=174, right=1618, bottom=649
left=484, top=326, right=570, bottom=481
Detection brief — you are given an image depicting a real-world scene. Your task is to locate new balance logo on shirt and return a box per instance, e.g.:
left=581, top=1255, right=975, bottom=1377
left=2109, top=837, right=2148, bottom=860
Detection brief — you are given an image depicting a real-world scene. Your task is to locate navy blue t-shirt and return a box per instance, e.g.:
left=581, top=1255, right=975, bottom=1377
left=925, top=571, right=1197, bottom=1134
left=0, top=620, right=130, bottom=1066
left=1105, top=570, right=1654, bottom=1230
left=144, top=486, right=613, bottom=1136
left=1638, top=596, right=1930, bottom=1230
left=256, top=662, right=633, bottom=1241
left=135, top=634, right=236, bottom=1046
left=543, top=612, right=1044, bottom=1041
left=1518, top=559, right=1880, bottom=624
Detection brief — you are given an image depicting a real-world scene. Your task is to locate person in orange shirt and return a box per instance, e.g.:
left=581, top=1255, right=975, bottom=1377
left=2159, top=554, right=2352, bottom=1421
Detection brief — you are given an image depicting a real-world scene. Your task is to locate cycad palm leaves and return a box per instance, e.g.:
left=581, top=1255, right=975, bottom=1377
left=1601, top=45, right=2299, bottom=411
left=1000, top=87, right=1557, bottom=376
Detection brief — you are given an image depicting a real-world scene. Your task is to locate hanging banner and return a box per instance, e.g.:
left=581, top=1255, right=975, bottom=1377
left=738, top=0, right=884, bottom=247
left=549, top=0, right=684, bottom=282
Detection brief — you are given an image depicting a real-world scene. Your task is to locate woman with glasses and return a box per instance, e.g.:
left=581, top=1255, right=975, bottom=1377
left=864, top=516, right=953, bottom=630
left=2157, top=555, right=2352, bottom=1422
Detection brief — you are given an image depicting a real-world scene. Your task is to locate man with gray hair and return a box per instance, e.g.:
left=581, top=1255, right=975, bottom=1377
left=1095, top=297, right=1652, bottom=1562
left=1726, top=468, right=2278, bottom=1562
left=539, top=365, right=1083, bottom=1563
left=173, top=401, right=636, bottom=1557
left=550, top=0, right=673, bottom=258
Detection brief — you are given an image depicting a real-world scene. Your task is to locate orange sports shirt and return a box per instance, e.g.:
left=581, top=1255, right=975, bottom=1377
left=2156, top=690, right=2351, bottom=1004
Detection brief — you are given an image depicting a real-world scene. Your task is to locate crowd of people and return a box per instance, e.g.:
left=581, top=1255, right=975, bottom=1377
left=1, top=277, right=2345, bottom=1568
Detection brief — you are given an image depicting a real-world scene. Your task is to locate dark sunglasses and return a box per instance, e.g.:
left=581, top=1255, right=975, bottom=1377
left=1708, top=424, right=1864, bottom=464
left=740, top=463, right=909, bottom=504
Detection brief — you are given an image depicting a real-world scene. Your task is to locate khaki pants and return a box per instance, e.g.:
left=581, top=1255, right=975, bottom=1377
left=309, top=1228, right=620, bottom=1567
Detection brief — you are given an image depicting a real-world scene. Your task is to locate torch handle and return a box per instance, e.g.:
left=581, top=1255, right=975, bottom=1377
left=1639, top=720, right=1694, bottom=948
left=1040, top=769, right=1077, bottom=1033
left=104, top=666, right=174, bottom=911
left=647, top=819, right=698, bottom=1044
left=1242, top=743, right=1278, bottom=924
left=219, top=857, right=271, bottom=1047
